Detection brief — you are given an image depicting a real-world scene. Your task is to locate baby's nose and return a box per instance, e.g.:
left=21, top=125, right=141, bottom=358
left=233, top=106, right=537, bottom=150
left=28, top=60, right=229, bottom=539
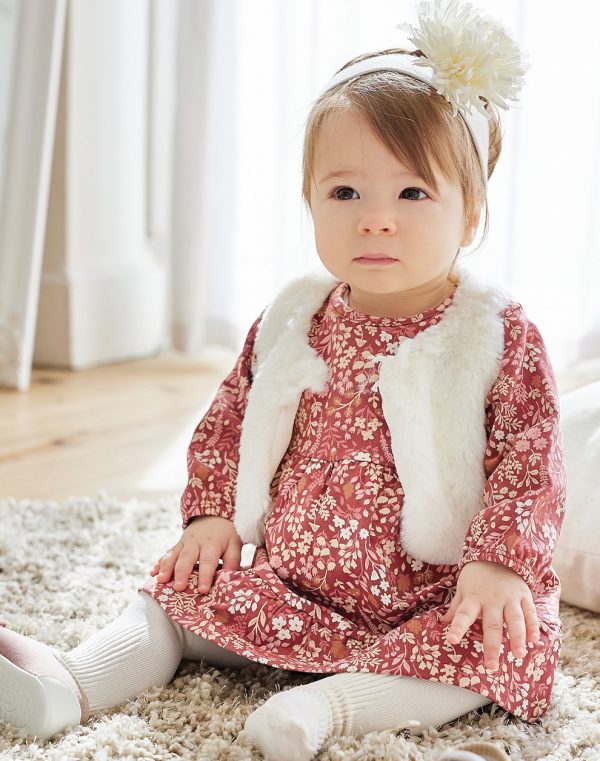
left=358, top=213, right=397, bottom=234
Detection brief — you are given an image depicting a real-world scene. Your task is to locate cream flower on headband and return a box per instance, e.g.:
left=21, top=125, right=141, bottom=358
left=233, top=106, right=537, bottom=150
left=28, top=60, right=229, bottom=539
left=397, top=0, right=529, bottom=120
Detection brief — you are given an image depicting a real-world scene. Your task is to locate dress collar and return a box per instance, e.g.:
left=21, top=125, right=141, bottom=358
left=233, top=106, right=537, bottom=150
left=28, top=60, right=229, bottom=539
left=328, top=281, right=457, bottom=326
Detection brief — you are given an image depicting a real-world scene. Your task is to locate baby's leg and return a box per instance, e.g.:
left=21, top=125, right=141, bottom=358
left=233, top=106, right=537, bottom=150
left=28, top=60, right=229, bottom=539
left=59, top=592, right=185, bottom=713
left=242, top=671, right=493, bottom=761
left=180, top=624, right=255, bottom=668
left=0, top=590, right=248, bottom=739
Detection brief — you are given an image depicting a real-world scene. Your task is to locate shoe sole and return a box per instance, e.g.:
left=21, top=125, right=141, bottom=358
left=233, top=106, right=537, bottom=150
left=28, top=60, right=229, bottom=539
left=0, top=652, right=79, bottom=739
left=0, top=652, right=47, bottom=733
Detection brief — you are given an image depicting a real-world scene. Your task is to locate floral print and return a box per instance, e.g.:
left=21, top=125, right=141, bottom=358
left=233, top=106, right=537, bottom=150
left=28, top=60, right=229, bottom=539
left=139, top=280, right=566, bottom=723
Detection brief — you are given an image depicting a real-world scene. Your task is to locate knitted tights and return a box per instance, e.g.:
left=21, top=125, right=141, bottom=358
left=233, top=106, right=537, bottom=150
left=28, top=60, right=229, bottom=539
left=59, top=592, right=492, bottom=760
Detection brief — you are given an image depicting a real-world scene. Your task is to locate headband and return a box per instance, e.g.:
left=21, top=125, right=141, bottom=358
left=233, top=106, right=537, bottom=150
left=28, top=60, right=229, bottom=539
left=318, top=0, right=529, bottom=190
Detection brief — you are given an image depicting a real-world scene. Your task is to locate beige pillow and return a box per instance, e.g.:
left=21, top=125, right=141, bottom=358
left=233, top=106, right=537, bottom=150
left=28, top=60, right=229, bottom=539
left=554, top=380, right=600, bottom=612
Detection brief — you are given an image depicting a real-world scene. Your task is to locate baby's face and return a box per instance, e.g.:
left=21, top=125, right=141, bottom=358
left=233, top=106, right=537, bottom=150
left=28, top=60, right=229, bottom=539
left=310, top=109, right=478, bottom=301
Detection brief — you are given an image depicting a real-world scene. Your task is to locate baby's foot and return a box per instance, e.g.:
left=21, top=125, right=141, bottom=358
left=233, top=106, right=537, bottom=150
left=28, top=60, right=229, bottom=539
left=0, top=624, right=88, bottom=739
left=242, top=686, right=332, bottom=761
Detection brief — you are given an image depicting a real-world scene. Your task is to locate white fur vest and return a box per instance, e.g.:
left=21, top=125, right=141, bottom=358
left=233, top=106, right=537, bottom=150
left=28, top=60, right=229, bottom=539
left=232, top=263, right=513, bottom=566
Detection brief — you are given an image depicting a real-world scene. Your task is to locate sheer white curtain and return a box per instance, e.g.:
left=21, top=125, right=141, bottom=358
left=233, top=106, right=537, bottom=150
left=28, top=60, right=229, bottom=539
left=169, top=0, right=600, bottom=377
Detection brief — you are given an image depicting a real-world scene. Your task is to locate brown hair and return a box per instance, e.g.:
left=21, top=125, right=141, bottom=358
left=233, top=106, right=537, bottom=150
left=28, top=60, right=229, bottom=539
left=301, top=48, right=503, bottom=276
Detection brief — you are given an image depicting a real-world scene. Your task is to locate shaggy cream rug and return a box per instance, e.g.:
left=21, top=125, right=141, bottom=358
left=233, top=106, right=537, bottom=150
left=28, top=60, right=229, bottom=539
left=0, top=493, right=598, bottom=761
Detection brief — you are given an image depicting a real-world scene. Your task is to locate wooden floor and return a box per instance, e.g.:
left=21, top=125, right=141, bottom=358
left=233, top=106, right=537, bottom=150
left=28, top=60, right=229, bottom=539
left=0, top=350, right=238, bottom=501
left=1, top=350, right=598, bottom=502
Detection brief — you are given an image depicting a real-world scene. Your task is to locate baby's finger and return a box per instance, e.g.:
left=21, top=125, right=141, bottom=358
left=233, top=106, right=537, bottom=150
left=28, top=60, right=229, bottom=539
left=197, top=545, right=221, bottom=593
left=439, top=592, right=459, bottom=623
left=221, top=540, right=242, bottom=572
left=504, top=601, right=527, bottom=658
left=172, top=545, right=199, bottom=590
left=156, top=546, right=181, bottom=582
left=445, top=597, right=479, bottom=645
left=521, top=596, right=541, bottom=645
left=482, top=605, right=504, bottom=670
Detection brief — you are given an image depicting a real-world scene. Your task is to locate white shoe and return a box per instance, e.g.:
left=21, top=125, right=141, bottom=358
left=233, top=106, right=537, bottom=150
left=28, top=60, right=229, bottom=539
left=0, top=623, right=88, bottom=739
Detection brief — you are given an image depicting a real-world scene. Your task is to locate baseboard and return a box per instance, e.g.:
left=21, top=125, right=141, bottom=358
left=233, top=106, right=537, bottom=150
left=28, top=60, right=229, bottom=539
left=33, top=261, right=167, bottom=368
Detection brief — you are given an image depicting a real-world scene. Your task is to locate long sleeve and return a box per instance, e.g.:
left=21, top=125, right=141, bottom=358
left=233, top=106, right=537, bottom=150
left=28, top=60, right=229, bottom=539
left=457, top=304, right=568, bottom=594
left=180, top=310, right=265, bottom=529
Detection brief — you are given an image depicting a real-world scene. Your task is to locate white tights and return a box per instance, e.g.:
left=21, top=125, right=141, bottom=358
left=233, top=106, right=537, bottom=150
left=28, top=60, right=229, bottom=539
left=60, top=591, right=254, bottom=711
left=59, top=592, right=492, bottom=758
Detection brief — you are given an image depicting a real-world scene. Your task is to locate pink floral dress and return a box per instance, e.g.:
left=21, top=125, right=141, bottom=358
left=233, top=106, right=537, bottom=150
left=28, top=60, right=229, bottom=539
left=139, top=280, right=567, bottom=723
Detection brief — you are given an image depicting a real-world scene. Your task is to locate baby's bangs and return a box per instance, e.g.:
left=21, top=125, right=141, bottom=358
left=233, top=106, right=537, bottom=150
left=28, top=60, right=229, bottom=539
left=331, top=72, right=466, bottom=195
left=301, top=67, right=484, bottom=219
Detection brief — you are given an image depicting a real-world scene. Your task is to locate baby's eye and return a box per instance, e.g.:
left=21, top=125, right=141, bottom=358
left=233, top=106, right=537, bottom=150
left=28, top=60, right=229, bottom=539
left=401, top=187, right=428, bottom=201
left=330, top=186, right=358, bottom=201
left=329, top=186, right=429, bottom=201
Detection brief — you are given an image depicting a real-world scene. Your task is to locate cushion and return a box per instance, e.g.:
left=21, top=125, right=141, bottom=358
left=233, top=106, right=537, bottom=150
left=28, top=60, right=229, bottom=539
left=554, top=380, right=600, bottom=612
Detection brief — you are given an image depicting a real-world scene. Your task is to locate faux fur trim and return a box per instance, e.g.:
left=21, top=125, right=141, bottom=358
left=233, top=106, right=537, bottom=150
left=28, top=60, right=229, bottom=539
left=375, top=265, right=511, bottom=564
left=233, top=272, right=337, bottom=545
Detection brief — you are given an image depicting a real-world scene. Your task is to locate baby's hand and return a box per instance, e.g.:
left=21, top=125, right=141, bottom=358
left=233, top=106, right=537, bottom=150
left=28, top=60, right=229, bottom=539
left=439, top=559, right=540, bottom=671
left=149, top=515, right=243, bottom=593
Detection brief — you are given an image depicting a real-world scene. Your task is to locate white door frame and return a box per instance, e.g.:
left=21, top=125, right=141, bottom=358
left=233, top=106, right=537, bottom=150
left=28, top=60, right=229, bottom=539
left=0, top=0, right=66, bottom=390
